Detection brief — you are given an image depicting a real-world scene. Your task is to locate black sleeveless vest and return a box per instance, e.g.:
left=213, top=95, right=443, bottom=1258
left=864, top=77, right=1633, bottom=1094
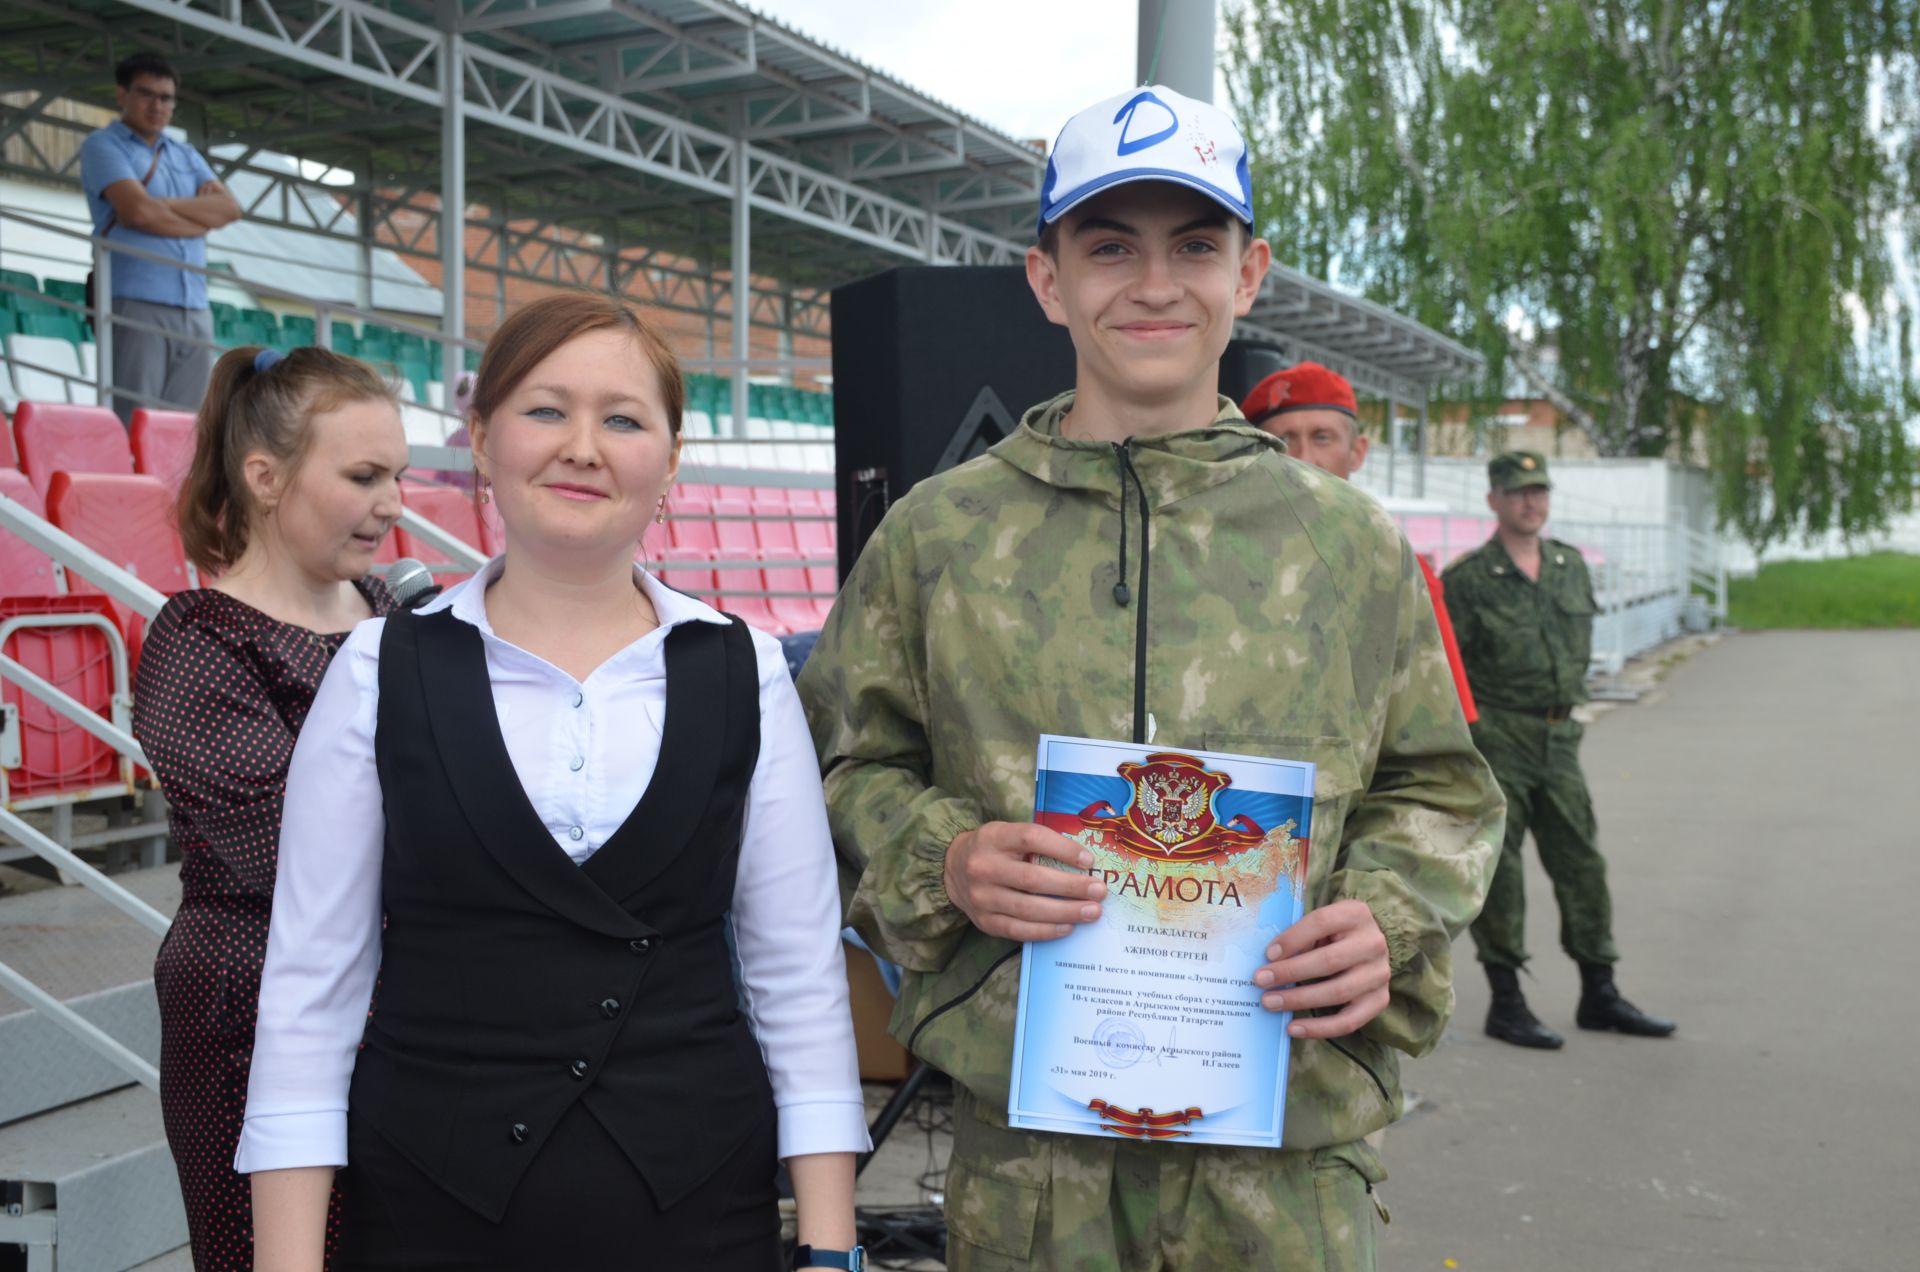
left=352, top=608, right=770, bottom=1222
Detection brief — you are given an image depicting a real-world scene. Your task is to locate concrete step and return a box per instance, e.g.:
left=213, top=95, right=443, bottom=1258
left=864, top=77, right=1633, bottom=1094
left=0, top=863, right=178, bottom=1125
left=0, top=1084, right=187, bottom=1272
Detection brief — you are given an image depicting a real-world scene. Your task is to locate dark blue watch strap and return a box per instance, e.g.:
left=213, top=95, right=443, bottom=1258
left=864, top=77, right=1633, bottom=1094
left=793, top=1245, right=864, bottom=1270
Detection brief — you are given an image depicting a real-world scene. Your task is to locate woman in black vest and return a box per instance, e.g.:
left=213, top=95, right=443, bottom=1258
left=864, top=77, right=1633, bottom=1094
left=240, top=294, right=867, bottom=1270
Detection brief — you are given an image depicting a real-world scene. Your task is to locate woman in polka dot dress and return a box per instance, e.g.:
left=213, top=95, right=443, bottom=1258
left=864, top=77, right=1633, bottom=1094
left=132, top=345, right=409, bottom=1270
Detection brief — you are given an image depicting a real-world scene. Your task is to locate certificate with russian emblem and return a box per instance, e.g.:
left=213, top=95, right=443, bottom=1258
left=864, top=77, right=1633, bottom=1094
left=1006, top=735, right=1314, bottom=1148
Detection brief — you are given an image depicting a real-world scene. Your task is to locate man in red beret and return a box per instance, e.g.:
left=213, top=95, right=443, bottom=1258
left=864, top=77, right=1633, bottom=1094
left=1243, top=363, right=1478, bottom=723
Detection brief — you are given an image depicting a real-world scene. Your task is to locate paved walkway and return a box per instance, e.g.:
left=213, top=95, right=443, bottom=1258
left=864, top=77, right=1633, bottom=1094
left=1379, top=630, right=1920, bottom=1272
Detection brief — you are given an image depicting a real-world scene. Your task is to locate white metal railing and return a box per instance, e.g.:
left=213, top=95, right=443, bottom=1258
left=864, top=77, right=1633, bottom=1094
left=0, top=498, right=171, bottom=1089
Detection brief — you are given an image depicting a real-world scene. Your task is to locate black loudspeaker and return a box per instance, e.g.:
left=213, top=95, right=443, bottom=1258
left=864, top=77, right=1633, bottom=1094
left=1217, top=338, right=1290, bottom=406
left=828, top=262, right=1294, bottom=577
left=829, top=266, right=1075, bottom=579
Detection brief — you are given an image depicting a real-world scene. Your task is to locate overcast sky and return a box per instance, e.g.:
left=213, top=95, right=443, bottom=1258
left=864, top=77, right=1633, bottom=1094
left=744, top=0, right=1143, bottom=144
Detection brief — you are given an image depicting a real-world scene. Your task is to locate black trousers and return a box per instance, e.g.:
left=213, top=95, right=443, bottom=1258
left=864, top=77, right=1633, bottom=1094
left=336, top=1102, right=781, bottom=1270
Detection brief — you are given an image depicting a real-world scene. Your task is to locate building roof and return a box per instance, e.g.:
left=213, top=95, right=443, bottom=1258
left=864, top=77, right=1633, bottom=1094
left=0, top=0, right=1482, bottom=397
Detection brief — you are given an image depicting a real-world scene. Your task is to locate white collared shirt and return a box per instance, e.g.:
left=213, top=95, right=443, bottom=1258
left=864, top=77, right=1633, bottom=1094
left=236, top=560, right=870, bottom=1172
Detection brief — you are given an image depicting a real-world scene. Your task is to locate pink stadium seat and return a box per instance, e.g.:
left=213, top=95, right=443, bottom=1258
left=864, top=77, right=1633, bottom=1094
left=712, top=497, right=757, bottom=554
left=0, top=593, right=125, bottom=801
left=13, top=402, right=134, bottom=497
left=655, top=546, right=718, bottom=606
left=667, top=489, right=718, bottom=553
left=46, top=472, right=191, bottom=660
left=395, top=481, right=482, bottom=557
left=394, top=481, right=484, bottom=586
left=129, top=408, right=199, bottom=491
left=1399, top=515, right=1447, bottom=553
left=0, top=470, right=57, bottom=598
left=712, top=555, right=785, bottom=635
left=0, top=441, right=129, bottom=800
left=794, top=516, right=834, bottom=557
left=668, top=485, right=713, bottom=518
left=807, top=566, right=839, bottom=614
left=0, top=411, right=17, bottom=469
left=752, top=511, right=797, bottom=554
left=761, top=553, right=827, bottom=632
left=749, top=489, right=790, bottom=516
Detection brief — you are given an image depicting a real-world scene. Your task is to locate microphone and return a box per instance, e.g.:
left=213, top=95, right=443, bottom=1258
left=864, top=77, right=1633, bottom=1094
left=385, top=557, right=443, bottom=610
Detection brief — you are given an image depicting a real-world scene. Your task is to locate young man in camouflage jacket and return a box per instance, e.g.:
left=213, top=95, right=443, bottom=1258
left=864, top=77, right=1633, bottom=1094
left=799, top=86, right=1504, bottom=1271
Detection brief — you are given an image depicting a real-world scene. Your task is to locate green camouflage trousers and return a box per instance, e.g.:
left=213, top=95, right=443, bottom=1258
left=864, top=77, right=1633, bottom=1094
left=1467, top=706, right=1619, bottom=969
left=943, top=1085, right=1385, bottom=1271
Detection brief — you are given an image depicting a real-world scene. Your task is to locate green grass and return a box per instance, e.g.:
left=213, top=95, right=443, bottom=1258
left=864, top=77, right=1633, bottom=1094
left=1727, top=552, right=1920, bottom=629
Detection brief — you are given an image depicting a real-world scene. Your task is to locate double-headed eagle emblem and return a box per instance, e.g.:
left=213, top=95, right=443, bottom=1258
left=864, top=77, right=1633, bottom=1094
left=1071, top=752, right=1267, bottom=863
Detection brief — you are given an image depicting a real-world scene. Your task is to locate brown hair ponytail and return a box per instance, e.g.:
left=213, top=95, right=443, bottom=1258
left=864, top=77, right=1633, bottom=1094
left=177, top=345, right=398, bottom=573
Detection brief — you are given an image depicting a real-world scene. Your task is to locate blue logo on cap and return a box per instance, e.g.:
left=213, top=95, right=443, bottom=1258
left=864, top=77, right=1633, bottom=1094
left=1113, top=91, right=1178, bottom=156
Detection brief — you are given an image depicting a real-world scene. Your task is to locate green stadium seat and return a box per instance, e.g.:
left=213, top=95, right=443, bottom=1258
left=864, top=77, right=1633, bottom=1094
left=396, top=356, right=432, bottom=399
left=281, top=315, right=316, bottom=347
left=19, top=312, right=85, bottom=344
left=43, top=279, right=88, bottom=308
left=6, top=291, right=58, bottom=317
left=0, top=268, right=38, bottom=300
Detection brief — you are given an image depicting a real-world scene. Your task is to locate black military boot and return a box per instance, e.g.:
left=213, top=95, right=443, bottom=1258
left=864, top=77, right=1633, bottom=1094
left=1484, top=965, right=1564, bottom=1049
left=1575, top=963, right=1677, bottom=1037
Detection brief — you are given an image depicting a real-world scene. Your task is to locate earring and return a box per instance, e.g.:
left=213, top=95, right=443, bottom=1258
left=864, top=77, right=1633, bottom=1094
left=478, top=483, right=491, bottom=505
left=655, top=495, right=667, bottom=525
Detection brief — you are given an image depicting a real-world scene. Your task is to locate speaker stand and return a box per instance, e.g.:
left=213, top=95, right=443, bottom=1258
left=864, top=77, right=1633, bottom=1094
left=854, top=1061, right=948, bottom=1266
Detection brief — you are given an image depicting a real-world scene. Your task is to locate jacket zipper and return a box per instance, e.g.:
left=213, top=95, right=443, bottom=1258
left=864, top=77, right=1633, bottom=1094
left=1112, top=441, right=1152, bottom=744
left=907, top=444, right=1154, bottom=1052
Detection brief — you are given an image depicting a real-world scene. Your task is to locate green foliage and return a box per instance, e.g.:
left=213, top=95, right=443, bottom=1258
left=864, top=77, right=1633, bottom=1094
left=1224, top=0, right=1920, bottom=549
left=1727, top=552, right=1920, bottom=628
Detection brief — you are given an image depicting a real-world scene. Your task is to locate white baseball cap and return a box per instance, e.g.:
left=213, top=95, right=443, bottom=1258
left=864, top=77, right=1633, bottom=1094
left=1037, top=84, right=1254, bottom=239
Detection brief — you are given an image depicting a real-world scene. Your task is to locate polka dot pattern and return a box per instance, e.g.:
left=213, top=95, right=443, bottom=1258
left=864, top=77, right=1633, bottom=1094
left=132, top=579, right=393, bottom=1271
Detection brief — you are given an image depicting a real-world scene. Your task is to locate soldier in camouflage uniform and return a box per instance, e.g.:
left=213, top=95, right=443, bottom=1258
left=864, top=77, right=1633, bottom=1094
left=798, top=85, right=1504, bottom=1271
left=1441, top=451, right=1677, bottom=1050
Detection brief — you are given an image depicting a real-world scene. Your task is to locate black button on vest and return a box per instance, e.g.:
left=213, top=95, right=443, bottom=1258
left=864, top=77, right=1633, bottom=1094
left=351, top=610, right=769, bottom=1223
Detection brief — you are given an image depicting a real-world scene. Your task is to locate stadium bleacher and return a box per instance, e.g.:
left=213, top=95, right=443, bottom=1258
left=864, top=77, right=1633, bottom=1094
left=1, top=264, right=841, bottom=475
left=0, top=265, right=845, bottom=778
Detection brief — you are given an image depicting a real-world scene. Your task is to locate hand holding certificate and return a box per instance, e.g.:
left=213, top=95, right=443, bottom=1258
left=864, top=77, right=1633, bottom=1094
left=1007, top=736, right=1316, bottom=1149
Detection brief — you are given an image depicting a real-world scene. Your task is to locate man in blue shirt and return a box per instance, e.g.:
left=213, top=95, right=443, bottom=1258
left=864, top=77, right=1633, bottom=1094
left=79, top=53, right=241, bottom=423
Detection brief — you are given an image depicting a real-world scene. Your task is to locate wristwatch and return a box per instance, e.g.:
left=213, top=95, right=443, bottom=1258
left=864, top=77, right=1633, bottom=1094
left=793, top=1245, right=866, bottom=1270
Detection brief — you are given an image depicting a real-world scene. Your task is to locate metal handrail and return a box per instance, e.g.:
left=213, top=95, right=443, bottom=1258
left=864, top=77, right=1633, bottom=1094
left=394, top=507, right=487, bottom=571
left=0, top=955, right=159, bottom=1091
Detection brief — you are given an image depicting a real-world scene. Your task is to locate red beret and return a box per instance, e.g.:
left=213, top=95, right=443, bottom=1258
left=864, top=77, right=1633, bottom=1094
left=1240, top=362, right=1358, bottom=425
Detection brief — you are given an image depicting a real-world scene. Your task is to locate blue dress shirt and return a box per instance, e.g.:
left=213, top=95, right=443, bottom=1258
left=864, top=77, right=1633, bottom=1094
left=78, top=120, right=218, bottom=310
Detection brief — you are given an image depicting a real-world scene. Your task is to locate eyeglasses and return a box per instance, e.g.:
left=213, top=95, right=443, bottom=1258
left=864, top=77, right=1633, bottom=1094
left=129, top=86, right=177, bottom=107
